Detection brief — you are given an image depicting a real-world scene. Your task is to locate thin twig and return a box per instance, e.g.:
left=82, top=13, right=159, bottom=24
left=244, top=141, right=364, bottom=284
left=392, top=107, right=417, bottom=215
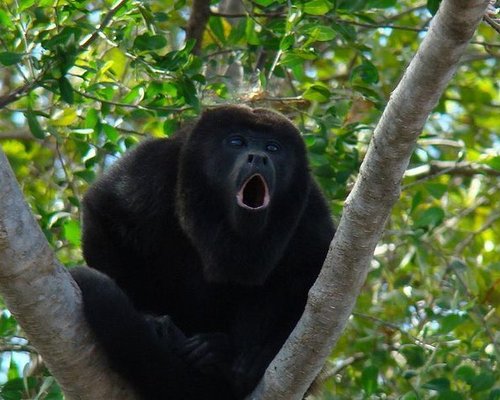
left=484, top=14, right=500, bottom=34
left=79, top=0, right=129, bottom=50
left=76, top=90, right=186, bottom=112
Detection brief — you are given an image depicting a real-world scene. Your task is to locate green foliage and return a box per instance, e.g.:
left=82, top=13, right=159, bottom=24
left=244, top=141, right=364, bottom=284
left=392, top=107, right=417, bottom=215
left=0, top=0, right=498, bottom=398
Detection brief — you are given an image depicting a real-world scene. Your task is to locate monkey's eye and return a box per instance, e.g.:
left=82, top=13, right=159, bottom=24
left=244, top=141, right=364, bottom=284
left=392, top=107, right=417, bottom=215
left=227, top=136, right=246, bottom=147
left=266, top=142, right=280, bottom=152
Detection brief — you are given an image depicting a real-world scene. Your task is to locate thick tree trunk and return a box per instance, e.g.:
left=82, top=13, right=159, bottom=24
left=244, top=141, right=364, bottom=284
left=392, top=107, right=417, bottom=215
left=247, top=1, right=490, bottom=399
left=0, top=150, right=136, bottom=400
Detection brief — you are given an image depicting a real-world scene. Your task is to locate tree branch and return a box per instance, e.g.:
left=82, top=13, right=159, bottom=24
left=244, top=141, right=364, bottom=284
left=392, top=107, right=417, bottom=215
left=247, top=1, right=490, bottom=399
left=0, top=149, right=136, bottom=399
left=186, top=0, right=211, bottom=55
left=405, top=160, right=500, bottom=179
left=79, top=0, right=128, bottom=50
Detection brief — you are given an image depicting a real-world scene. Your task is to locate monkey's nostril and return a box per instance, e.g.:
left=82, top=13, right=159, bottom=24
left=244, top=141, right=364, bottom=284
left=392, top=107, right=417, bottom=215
left=248, top=154, right=254, bottom=163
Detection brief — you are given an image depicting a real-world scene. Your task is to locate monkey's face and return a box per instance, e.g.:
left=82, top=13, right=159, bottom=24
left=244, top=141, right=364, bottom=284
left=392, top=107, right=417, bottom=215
left=177, top=106, right=310, bottom=284
left=216, top=129, right=291, bottom=235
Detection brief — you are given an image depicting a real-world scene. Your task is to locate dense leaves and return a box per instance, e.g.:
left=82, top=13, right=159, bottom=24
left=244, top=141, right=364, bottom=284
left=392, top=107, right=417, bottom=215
left=0, top=0, right=498, bottom=399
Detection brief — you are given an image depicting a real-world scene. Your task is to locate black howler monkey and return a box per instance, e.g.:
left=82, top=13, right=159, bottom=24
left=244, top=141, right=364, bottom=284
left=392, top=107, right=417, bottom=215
left=71, top=105, right=335, bottom=399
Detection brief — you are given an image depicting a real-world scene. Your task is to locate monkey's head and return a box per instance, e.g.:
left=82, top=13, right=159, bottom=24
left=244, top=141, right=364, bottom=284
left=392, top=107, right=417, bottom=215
left=177, top=105, right=311, bottom=285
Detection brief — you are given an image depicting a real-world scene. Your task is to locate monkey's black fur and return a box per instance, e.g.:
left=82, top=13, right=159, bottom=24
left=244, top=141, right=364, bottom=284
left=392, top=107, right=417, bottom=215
left=71, top=105, right=335, bottom=399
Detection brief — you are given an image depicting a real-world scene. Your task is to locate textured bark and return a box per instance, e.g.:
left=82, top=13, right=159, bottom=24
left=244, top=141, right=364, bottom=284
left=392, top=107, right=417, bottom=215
left=0, top=149, right=136, bottom=400
left=186, top=0, right=211, bottom=55
left=247, top=1, right=490, bottom=399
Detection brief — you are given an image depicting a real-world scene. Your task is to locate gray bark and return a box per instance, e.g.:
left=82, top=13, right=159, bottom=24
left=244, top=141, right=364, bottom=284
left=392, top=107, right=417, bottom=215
left=248, top=0, right=490, bottom=399
left=0, top=150, right=135, bottom=400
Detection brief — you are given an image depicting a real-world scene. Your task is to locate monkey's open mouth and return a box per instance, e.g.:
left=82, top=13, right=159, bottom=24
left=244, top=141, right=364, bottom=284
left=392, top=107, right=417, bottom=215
left=237, top=174, right=270, bottom=210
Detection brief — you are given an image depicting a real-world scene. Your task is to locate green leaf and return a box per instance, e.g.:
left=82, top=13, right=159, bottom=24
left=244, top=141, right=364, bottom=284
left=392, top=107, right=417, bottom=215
left=361, top=365, right=378, bottom=395
left=414, top=206, right=445, bottom=229
left=331, top=22, right=356, bottom=41
left=0, top=10, right=15, bottom=29
left=400, top=345, right=426, bottom=368
left=454, top=364, right=476, bottom=384
left=484, top=155, right=500, bottom=171
left=74, top=170, right=96, bottom=183
left=63, top=219, right=81, bottom=247
left=280, top=35, right=295, bottom=51
left=422, top=378, right=450, bottom=392
left=0, top=52, right=23, bottom=66
left=304, top=25, right=336, bottom=42
left=133, top=34, right=167, bottom=51
left=303, top=85, right=331, bottom=102
left=25, top=111, right=45, bottom=139
left=253, top=0, right=275, bottom=6
left=410, top=191, right=423, bottom=213
left=19, top=0, right=36, bottom=11
left=367, top=0, right=397, bottom=8
left=489, top=388, right=500, bottom=400
left=245, top=18, right=260, bottom=45
left=50, top=108, right=78, bottom=126
left=1, top=377, right=38, bottom=399
left=436, top=391, right=464, bottom=400
left=163, top=119, right=179, bottom=136
left=209, top=16, right=226, bottom=44
left=58, top=77, right=74, bottom=104
left=427, top=0, right=442, bottom=15
left=470, top=373, right=495, bottom=393
left=102, top=124, right=119, bottom=142
left=103, top=48, right=128, bottom=79
left=425, top=183, right=447, bottom=199
left=303, top=0, right=332, bottom=15
left=42, top=27, right=81, bottom=50
left=437, top=314, right=466, bottom=334
left=179, top=78, right=199, bottom=109
left=84, top=109, right=99, bottom=129
left=280, top=50, right=317, bottom=67
left=351, top=60, right=379, bottom=84
left=400, top=392, right=418, bottom=400
left=122, top=86, right=145, bottom=104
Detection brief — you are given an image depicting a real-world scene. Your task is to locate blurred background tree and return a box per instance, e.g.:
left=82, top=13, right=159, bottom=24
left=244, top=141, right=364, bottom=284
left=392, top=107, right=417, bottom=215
left=0, top=0, right=498, bottom=399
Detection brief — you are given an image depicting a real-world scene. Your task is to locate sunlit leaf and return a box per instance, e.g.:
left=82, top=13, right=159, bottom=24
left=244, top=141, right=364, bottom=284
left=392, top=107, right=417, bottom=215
left=103, top=48, right=128, bottom=79
left=50, top=108, right=78, bottom=126
left=303, top=0, right=332, bottom=15
left=0, top=10, right=15, bottom=29
left=304, top=25, right=336, bottom=42
left=63, top=219, right=81, bottom=247
left=303, top=85, right=331, bottom=102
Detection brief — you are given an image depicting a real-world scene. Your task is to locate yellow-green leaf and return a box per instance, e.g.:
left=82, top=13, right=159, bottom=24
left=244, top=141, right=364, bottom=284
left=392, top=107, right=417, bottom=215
left=103, top=48, right=128, bottom=79
left=50, top=108, right=78, bottom=126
